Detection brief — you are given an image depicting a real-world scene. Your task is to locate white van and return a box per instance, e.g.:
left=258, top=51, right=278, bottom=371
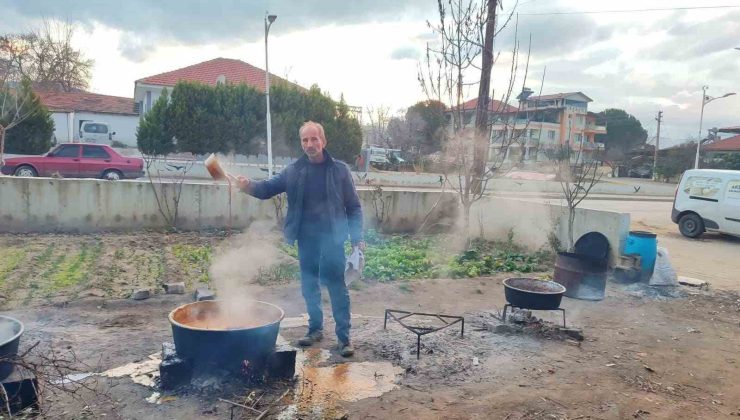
left=672, top=169, right=740, bottom=238
left=78, top=121, right=115, bottom=144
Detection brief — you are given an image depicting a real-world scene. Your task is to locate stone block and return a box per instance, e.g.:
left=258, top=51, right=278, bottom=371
left=194, top=288, right=215, bottom=302
left=131, top=289, right=151, bottom=300
left=267, top=343, right=297, bottom=379
left=560, top=327, right=585, bottom=341
left=159, top=342, right=192, bottom=391
left=164, top=282, right=186, bottom=294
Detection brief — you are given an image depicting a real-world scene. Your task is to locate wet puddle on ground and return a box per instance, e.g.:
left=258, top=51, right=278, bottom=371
left=278, top=348, right=403, bottom=419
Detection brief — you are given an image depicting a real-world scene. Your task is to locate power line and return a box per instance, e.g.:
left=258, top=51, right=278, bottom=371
left=518, top=5, right=740, bottom=16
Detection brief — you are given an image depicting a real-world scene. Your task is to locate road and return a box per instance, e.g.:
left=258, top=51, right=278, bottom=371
left=530, top=197, right=740, bottom=292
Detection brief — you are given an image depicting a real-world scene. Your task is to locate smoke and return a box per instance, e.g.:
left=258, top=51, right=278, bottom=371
left=208, top=221, right=285, bottom=321
left=466, top=191, right=557, bottom=251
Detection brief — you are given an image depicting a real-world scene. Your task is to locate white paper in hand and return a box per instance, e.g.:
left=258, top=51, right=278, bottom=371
left=345, top=246, right=364, bottom=286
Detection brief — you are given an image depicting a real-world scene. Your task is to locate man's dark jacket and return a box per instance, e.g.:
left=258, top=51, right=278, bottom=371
left=247, top=151, right=363, bottom=245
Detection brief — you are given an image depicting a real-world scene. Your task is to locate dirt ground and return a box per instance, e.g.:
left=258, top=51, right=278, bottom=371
left=0, top=232, right=221, bottom=310
left=1, top=232, right=739, bottom=419
left=2, top=272, right=737, bottom=419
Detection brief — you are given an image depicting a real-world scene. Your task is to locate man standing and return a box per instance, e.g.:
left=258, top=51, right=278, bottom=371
left=236, top=121, right=363, bottom=357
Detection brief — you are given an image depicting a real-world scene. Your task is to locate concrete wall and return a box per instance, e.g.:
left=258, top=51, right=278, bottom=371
left=50, top=112, right=70, bottom=143
left=0, top=177, right=458, bottom=234
left=0, top=178, right=627, bottom=264
left=470, top=197, right=630, bottom=265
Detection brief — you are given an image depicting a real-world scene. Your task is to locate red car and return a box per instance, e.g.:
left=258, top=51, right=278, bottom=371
left=1, top=143, right=145, bottom=180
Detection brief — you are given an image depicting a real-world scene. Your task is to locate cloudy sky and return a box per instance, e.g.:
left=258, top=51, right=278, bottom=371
left=4, top=0, right=740, bottom=146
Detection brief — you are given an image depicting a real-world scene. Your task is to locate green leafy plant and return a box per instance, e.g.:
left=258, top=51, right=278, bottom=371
left=50, top=241, right=102, bottom=291
left=362, top=236, right=436, bottom=282
left=255, top=262, right=300, bottom=285
left=0, top=248, right=26, bottom=284
left=172, top=244, right=212, bottom=285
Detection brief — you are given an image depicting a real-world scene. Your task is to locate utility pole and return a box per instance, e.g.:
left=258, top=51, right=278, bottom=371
left=472, top=0, right=498, bottom=194
left=653, top=110, right=662, bottom=180
left=264, top=13, right=277, bottom=177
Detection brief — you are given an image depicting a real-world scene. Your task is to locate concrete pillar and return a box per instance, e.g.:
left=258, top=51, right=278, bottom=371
left=67, top=112, right=74, bottom=142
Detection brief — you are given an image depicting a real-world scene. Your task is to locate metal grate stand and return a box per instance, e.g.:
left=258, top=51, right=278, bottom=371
left=501, top=304, right=566, bottom=327
left=383, top=309, right=464, bottom=359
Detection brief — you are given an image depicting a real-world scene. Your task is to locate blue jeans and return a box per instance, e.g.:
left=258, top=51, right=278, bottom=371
left=297, top=233, right=351, bottom=345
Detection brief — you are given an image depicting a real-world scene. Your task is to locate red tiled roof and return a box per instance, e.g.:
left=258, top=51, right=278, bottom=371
left=457, top=97, right=518, bottom=113
left=35, top=90, right=138, bottom=115
left=135, top=57, right=300, bottom=91
left=704, top=135, right=740, bottom=152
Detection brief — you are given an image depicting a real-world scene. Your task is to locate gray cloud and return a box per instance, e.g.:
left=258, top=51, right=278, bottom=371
left=4, top=0, right=434, bottom=45
left=391, top=46, right=420, bottom=60
left=117, top=36, right=152, bottom=63
left=649, top=11, right=740, bottom=61
left=496, top=13, right=618, bottom=59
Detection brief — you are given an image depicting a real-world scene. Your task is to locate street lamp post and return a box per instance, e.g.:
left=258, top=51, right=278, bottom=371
left=265, top=13, right=277, bottom=177
left=694, top=86, right=736, bottom=169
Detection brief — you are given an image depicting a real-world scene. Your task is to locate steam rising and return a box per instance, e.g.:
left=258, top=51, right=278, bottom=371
left=208, top=221, right=285, bottom=324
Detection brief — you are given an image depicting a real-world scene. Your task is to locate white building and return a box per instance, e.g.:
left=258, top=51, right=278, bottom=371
left=35, top=90, right=140, bottom=147
left=134, top=57, right=299, bottom=118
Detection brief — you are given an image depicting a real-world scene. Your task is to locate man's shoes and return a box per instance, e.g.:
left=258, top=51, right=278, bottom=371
left=339, top=342, right=354, bottom=357
left=297, top=330, right=323, bottom=347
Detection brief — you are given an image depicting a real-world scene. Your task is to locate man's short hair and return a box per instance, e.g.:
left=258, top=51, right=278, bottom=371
left=299, top=121, right=326, bottom=142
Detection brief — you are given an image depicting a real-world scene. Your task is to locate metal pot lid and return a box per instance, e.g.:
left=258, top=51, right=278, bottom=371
left=574, top=232, right=610, bottom=262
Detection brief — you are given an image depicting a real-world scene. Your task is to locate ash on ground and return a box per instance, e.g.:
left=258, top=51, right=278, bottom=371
left=357, top=323, right=487, bottom=383
left=353, top=309, right=583, bottom=385
left=468, top=309, right=584, bottom=342
left=619, top=282, right=688, bottom=300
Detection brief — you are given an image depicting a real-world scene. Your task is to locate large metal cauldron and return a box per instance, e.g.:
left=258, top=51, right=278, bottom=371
left=169, top=300, right=284, bottom=372
left=503, top=278, right=566, bottom=310
left=0, top=316, right=23, bottom=380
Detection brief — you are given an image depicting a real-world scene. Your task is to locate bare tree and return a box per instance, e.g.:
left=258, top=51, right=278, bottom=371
left=387, top=111, right=425, bottom=154
left=419, top=0, right=536, bottom=234
left=142, top=155, right=195, bottom=231
left=0, top=20, right=93, bottom=92
left=555, top=145, right=602, bottom=251
left=365, top=106, right=392, bottom=147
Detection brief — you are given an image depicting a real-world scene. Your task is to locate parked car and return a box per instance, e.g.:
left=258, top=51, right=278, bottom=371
left=671, top=169, right=740, bottom=238
left=79, top=121, right=115, bottom=143
left=1, top=143, right=144, bottom=180
left=628, top=165, right=653, bottom=179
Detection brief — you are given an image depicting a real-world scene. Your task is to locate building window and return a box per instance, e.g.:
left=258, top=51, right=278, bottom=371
left=548, top=130, right=555, bottom=140
left=575, top=133, right=583, bottom=143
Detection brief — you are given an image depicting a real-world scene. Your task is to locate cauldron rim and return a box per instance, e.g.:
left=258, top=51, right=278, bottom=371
left=168, top=300, right=285, bottom=332
left=0, top=316, right=24, bottom=348
left=503, top=277, right=566, bottom=295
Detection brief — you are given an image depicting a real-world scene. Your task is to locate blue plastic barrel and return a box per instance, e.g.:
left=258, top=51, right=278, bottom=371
left=623, top=231, right=658, bottom=279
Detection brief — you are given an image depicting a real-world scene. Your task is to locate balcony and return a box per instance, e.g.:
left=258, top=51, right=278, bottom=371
left=584, top=122, right=607, bottom=135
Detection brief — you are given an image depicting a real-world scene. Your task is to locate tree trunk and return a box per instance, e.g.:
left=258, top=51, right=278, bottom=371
left=462, top=201, right=472, bottom=243
left=568, top=207, right=576, bottom=252
left=0, top=127, right=5, bottom=168
left=471, top=0, right=498, bottom=194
